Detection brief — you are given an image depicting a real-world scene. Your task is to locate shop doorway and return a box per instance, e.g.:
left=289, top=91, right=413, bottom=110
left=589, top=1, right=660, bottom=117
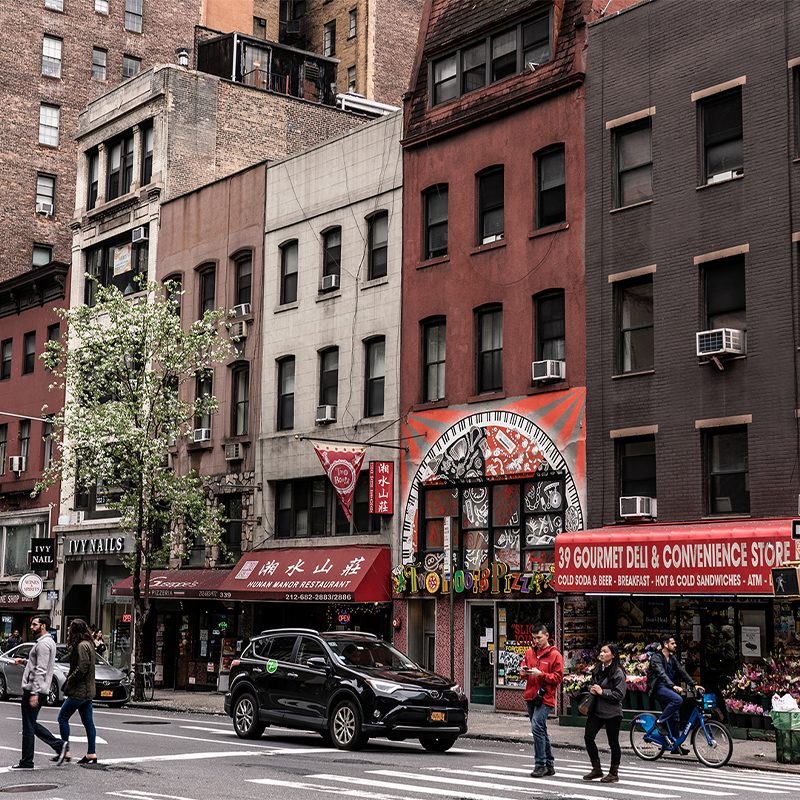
left=406, top=598, right=436, bottom=671
left=469, top=604, right=495, bottom=708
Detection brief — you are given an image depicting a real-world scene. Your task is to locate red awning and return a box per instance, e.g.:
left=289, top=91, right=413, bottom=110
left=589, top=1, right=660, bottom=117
left=219, top=545, right=392, bottom=603
left=0, top=592, right=38, bottom=608
left=110, top=569, right=233, bottom=600
left=554, top=519, right=800, bottom=595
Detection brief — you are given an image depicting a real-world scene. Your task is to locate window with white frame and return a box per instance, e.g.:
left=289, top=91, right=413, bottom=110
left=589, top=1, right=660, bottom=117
left=232, top=366, right=249, bottom=436
left=319, top=347, right=338, bottom=408
left=45, top=0, right=64, bottom=12
left=0, top=341, right=10, bottom=381
left=19, top=421, right=31, bottom=471
left=323, top=228, right=341, bottom=277
left=422, top=317, right=446, bottom=403
left=280, top=241, right=298, bottom=304
left=423, top=185, right=448, bottom=259
left=347, top=66, right=356, bottom=92
left=365, top=337, right=385, bottom=417
left=1, top=522, right=40, bottom=578
left=36, top=174, right=55, bottom=210
left=42, top=36, right=62, bottom=77
left=107, top=133, right=134, bottom=200
left=125, top=0, right=143, bottom=33
left=476, top=305, right=503, bottom=393
left=39, top=105, right=60, bottom=146
left=96, top=0, right=109, bottom=14
left=368, top=212, right=388, bottom=280
left=324, top=21, right=336, bottom=56
left=477, top=166, right=504, bottom=245
left=123, top=55, right=141, bottom=79
left=92, top=48, right=107, bottom=80
left=277, top=357, right=295, bottom=431
left=349, top=9, right=356, bottom=38
left=43, top=419, right=55, bottom=470
left=33, top=245, right=53, bottom=268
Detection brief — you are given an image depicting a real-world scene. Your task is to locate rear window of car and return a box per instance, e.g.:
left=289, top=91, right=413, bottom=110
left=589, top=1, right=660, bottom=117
left=257, top=635, right=297, bottom=662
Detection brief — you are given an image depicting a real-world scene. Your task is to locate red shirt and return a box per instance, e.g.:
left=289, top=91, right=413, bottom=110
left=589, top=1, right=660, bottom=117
left=522, top=643, right=564, bottom=707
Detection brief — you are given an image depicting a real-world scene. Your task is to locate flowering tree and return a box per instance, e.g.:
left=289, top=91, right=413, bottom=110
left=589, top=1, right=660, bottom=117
left=37, top=278, right=233, bottom=697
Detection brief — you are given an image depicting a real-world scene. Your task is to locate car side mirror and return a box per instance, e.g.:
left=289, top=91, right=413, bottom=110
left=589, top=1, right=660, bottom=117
left=307, top=656, right=330, bottom=672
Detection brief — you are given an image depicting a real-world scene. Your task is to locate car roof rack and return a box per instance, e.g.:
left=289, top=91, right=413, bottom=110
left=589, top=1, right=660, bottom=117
left=321, top=631, right=378, bottom=639
left=258, top=627, right=318, bottom=636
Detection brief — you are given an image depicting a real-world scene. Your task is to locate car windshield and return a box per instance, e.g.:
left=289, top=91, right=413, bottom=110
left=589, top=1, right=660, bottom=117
left=55, top=647, right=110, bottom=667
left=325, top=639, right=419, bottom=670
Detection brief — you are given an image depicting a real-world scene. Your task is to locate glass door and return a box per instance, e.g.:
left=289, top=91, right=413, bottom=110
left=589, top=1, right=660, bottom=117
left=469, top=603, right=495, bottom=707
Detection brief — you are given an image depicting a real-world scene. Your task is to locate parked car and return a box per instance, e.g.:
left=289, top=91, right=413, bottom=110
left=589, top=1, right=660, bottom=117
left=0, top=643, right=130, bottom=707
left=224, top=628, right=469, bottom=751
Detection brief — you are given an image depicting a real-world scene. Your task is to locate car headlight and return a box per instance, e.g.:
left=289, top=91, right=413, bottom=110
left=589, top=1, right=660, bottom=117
left=366, top=678, right=404, bottom=694
left=450, top=683, right=466, bottom=698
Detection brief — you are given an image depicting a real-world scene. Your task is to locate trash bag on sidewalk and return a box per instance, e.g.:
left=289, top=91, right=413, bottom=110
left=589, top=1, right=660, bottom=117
left=772, top=711, right=800, bottom=764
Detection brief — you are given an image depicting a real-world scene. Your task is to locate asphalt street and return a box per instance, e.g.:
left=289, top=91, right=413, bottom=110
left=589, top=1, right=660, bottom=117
left=0, top=699, right=798, bottom=800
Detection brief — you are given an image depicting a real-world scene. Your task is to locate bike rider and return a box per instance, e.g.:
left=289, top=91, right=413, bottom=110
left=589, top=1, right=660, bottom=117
left=646, top=633, right=704, bottom=753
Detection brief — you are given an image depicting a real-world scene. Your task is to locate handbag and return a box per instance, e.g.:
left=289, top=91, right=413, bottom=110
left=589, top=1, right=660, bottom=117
left=578, top=691, right=597, bottom=716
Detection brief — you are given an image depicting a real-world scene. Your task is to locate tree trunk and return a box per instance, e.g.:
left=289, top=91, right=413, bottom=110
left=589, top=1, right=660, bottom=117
left=131, top=481, right=149, bottom=701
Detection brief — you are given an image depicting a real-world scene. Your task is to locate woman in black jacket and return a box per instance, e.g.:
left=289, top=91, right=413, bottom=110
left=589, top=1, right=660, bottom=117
left=582, top=642, right=627, bottom=783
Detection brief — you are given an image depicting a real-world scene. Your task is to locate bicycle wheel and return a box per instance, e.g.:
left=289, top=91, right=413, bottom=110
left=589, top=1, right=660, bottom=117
left=144, top=674, right=155, bottom=702
left=692, top=720, right=732, bottom=767
left=630, top=714, right=666, bottom=761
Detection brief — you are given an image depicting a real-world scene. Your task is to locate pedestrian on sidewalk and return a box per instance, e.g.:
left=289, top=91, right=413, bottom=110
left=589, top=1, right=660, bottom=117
left=56, top=619, right=98, bottom=765
left=582, top=642, right=627, bottom=783
left=5, top=629, right=22, bottom=651
left=10, top=615, right=69, bottom=770
left=521, top=623, right=563, bottom=778
left=646, top=633, right=704, bottom=753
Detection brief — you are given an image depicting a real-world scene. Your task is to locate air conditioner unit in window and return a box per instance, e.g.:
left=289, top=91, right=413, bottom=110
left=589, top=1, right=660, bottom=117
left=36, top=202, right=54, bottom=217
left=696, top=328, right=746, bottom=357
left=286, top=19, right=302, bottom=34
left=225, top=442, right=243, bottom=461
left=532, top=359, right=565, bottom=382
left=619, top=496, right=657, bottom=518
left=321, top=274, right=340, bottom=291
left=9, top=456, right=27, bottom=473
left=232, top=303, right=251, bottom=317
left=230, top=321, right=247, bottom=340
left=131, top=226, right=148, bottom=243
left=69, top=510, right=85, bottom=525
left=315, top=404, right=337, bottom=424
left=193, top=428, right=212, bottom=443
left=707, top=168, right=744, bottom=185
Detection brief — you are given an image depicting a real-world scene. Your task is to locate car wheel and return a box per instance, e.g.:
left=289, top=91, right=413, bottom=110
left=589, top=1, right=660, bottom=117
left=46, top=679, right=59, bottom=707
left=419, top=735, right=458, bottom=752
left=232, top=692, right=265, bottom=739
left=0, top=673, right=7, bottom=701
left=330, top=699, right=367, bottom=751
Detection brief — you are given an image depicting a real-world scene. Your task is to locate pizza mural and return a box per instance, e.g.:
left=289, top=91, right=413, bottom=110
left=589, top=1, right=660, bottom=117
left=400, top=389, right=586, bottom=565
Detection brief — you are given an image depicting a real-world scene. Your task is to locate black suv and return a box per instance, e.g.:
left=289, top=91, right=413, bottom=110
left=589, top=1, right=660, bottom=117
left=224, top=628, right=468, bottom=751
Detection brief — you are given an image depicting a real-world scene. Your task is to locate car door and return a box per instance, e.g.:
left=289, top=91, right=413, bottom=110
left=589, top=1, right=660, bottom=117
left=281, top=636, right=331, bottom=727
left=255, top=634, right=298, bottom=722
left=3, top=644, right=33, bottom=696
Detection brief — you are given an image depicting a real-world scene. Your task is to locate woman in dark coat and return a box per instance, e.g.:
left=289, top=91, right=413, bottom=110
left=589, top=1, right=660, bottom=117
left=54, top=619, right=98, bottom=764
left=582, top=642, right=627, bottom=783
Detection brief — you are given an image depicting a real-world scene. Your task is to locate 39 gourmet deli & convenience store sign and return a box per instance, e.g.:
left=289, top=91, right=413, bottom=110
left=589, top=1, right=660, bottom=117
left=554, top=521, right=800, bottom=594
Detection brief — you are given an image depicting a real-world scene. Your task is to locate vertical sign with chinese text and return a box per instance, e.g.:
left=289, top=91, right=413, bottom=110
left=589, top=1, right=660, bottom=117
left=369, top=461, right=394, bottom=515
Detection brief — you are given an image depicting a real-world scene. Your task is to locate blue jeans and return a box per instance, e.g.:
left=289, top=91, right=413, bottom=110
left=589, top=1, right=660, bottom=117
left=20, top=690, right=65, bottom=767
left=527, top=700, right=554, bottom=767
left=58, top=697, right=96, bottom=755
left=654, top=684, right=683, bottom=735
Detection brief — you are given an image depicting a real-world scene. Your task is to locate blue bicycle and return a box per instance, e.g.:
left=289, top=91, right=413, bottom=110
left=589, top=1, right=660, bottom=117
left=630, top=691, right=733, bottom=768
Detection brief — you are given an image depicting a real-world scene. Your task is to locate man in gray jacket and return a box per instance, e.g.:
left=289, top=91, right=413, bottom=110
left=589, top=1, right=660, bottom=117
left=10, top=615, right=68, bottom=770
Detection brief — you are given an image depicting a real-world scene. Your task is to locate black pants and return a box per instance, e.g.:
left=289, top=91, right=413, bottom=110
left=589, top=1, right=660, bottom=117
left=584, top=713, right=622, bottom=764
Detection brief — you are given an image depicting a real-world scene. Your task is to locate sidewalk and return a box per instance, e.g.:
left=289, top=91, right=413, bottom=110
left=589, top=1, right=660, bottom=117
left=127, top=691, right=797, bottom=774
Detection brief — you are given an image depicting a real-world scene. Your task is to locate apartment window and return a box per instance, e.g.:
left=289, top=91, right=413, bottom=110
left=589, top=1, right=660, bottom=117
left=616, top=120, right=653, bottom=207
left=1, top=341, right=11, bottom=381
left=707, top=428, right=749, bottom=515
left=23, top=333, right=36, bottom=375
left=200, top=268, right=216, bottom=316
left=87, top=150, right=99, bottom=210
left=125, top=0, right=143, bottom=33
left=141, top=124, right=154, bottom=185
left=349, top=9, right=356, bottom=38
left=33, top=245, right=53, bottom=267
left=48, top=323, right=60, bottom=345
left=221, top=494, right=243, bottom=554
left=365, top=338, right=385, bottom=417
left=20, top=421, right=31, bottom=470
left=123, top=55, right=141, bottom=79
left=45, top=0, right=64, bottom=9
left=319, top=348, right=339, bottom=407
left=701, top=89, right=743, bottom=184
left=42, top=36, right=62, bottom=78
left=96, top=0, right=109, bottom=13
left=236, top=254, right=252, bottom=306
left=195, top=373, right=212, bottom=431
left=36, top=173, right=56, bottom=209
left=422, top=318, right=446, bottom=403
left=39, top=105, right=60, bottom=146
left=232, top=366, right=250, bottom=436
left=617, top=276, right=653, bottom=373
left=84, top=232, right=148, bottom=305
left=430, top=11, right=551, bottom=106
left=478, top=167, right=504, bottom=244
left=536, top=145, right=565, bottom=228
left=92, top=48, right=107, bottom=80
left=476, top=306, right=503, bottom=393
left=276, top=478, right=328, bottom=538
left=43, top=420, right=55, bottom=470
left=280, top=241, right=298, bottom=304
left=323, top=228, right=341, bottom=277
left=0, top=425, right=6, bottom=476
left=107, top=133, right=134, bottom=200
left=368, top=212, right=388, bottom=280
left=324, top=21, right=336, bottom=56
left=535, top=290, right=565, bottom=362
left=704, top=255, right=746, bottom=330
left=165, top=277, right=181, bottom=318
left=619, top=437, right=656, bottom=500
left=277, top=357, right=295, bottom=431
left=347, top=66, right=356, bottom=92
left=424, top=185, right=448, bottom=259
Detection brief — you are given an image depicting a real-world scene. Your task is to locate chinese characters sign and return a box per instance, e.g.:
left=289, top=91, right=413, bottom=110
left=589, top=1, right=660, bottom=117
left=312, top=442, right=367, bottom=522
left=369, top=461, right=394, bottom=514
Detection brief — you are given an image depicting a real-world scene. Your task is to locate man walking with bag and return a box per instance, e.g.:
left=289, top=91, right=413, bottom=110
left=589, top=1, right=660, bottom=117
left=521, top=623, right=563, bottom=778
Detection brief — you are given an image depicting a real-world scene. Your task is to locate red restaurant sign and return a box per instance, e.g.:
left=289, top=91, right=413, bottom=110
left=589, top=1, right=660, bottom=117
left=554, top=520, right=800, bottom=595
left=312, top=442, right=367, bottom=522
left=369, top=461, right=394, bottom=514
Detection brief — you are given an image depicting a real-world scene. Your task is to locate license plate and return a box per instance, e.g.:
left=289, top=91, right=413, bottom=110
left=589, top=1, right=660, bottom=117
left=101, top=690, right=113, bottom=697
left=428, top=710, right=446, bottom=723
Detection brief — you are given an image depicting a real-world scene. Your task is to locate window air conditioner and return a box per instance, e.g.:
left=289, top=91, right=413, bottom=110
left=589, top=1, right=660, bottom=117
left=321, top=274, right=340, bottom=291
left=225, top=442, right=243, bottom=460
left=132, top=226, right=148, bottom=243
left=619, top=496, right=657, bottom=518
left=315, top=404, right=337, bottom=424
left=232, top=303, right=251, bottom=317
left=69, top=510, right=85, bottom=525
left=707, top=168, right=744, bottom=185
left=532, top=359, right=565, bottom=382
left=696, top=328, right=745, bottom=357
left=36, top=201, right=54, bottom=217
left=230, top=321, right=247, bottom=339
left=286, top=19, right=302, bottom=34
left=193, top=428, right=212, bottom=442
left=9, top=455, right=27, bottom=473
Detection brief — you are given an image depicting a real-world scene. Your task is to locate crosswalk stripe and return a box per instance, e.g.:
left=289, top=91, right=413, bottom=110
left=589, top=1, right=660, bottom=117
left=248, top=777, right=433, bottom=800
